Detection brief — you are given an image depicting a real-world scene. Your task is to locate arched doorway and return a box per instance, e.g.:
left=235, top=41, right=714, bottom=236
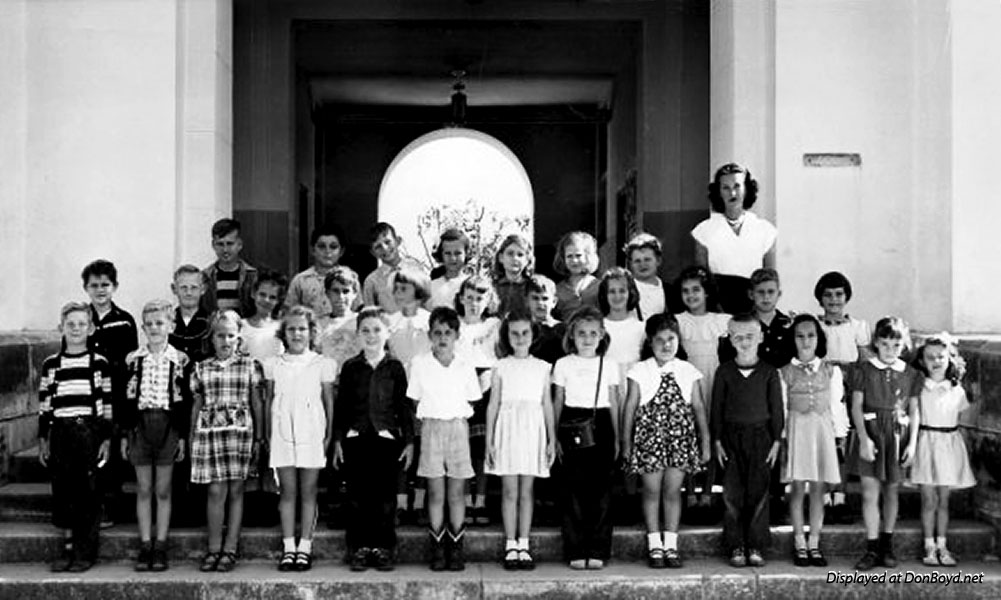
left=377, top=127, right=534, bottom=274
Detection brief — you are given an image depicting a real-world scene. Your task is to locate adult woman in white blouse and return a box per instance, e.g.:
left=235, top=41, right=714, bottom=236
left=690, top=163, right=777, bottom=314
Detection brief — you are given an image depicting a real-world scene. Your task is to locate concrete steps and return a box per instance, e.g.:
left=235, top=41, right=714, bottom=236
left=2, top=560, right=1000, bottom=599
left=0, top=520, right=994, bottom=565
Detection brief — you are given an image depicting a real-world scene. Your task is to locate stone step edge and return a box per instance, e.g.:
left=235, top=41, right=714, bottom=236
left=1, top=562, right=1000, bottom=600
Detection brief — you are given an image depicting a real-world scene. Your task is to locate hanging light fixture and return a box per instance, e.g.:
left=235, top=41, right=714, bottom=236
left=450, top=69, right=467, bottom=126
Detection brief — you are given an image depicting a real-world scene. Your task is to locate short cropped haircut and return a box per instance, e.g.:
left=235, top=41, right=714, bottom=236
left=527, top=274, right=557, bottom=296
left=622, top=232, right=662, bottom=259
left=871, top=316, right=911, bottom=352
left=454, top=274, right=498, bottom=317
left=369, top=222, right=399, bottom=244
left=310, top=223, right=347, bottom=248
left=393, top=266, right=432, bottom=302
left=597, top=267, right=640, bottom=316
left=431, top=228, right=472, bottom=264
left=211, top=218, right=241, bottom=239
left=81, top=259, right=118, bottom=286
left=563, top=306, right=610, bottom=356
left=676, top=265, right=722, bottom=313
left=173, top=264, right=204, bottom=283
left=491, top=233, right=535, bottom=281
left=429, top=306, right=461, bottom=332
left=276, top=305, right=318, bottom=350
left=141, top=299, right=174, bottom=321
left=356, top=306, right=391, bottom=331
left=750, top=267, right=780, bottom=288
left=552, top=231, right=600, bottom=276
left=324, top=266, right=360, bottom=293
left=496, top=310, right=538, bottom=358
left=814, top=271, right=853, bottom=303
left=60, top=301, right=92, bottom=324
left=640, top=312, right=688, bottom=361
left=707, top=163, right=759, bottom=212
left=728, top=312, right=761, bottom=330
left=786, top=313, right=828, bottom=359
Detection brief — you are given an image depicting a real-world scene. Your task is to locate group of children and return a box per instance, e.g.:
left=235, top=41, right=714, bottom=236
left=38, top=216, right=975, bottom=575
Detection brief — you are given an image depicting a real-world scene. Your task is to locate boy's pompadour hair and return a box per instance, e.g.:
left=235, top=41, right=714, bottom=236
left=310, top=223, right=347, bottom=247
left=173, top=264, right=204, bottom=282
left=211, top=218, right=241, bottom=239
left=356, top=306, right=391, bottom=330
left=324, top=265, right=361, bottom=293
left=60, top=301, right=92, bottom=323
left=81, top=259, right=119, bottom=286
left=369, top=222, right=398, bottom=243
left=527, top=274, right=557, bottom=296
left=141, top=299, right=174, bottom=320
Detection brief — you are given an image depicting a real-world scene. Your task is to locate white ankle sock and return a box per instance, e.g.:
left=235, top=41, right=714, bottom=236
left=647, top=532, right=663, bottom=550
left=936, top=536, right=948, bottom=549
left=517, top=537, right=529, bottom=551
left=924, top=537, right=936, bottom=551
left=505, top=539, right=518, bottom=551
left=663, top=531, right=678, bottom=550
left=832, top=492, right=845, bottom=505
left=283, top=537, right=296, bottom=553
left=298, top=538, right=312, bottom=554
left=396, top=493, right=408, bottom=509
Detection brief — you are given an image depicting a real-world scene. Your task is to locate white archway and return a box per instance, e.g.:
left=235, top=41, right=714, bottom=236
left=378, top=127, right=534, bottom=273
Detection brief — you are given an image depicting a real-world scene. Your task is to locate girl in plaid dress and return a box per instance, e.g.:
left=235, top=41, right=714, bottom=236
left=189, top=310, right=264, bottom=572
left=621, top=314, right=711, bottom=569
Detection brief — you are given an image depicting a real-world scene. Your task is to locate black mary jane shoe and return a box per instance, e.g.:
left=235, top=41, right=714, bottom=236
left=503, top=548, right=520, bottom=571
left=664, top=548, right=683, bottom=569
left=793, top=547, right=810, bottom=567
left=808, top=548, right=827, bottom=567
left=278, top=551, right=297, bottom=572
left=294, top=551, right=312, bottom=572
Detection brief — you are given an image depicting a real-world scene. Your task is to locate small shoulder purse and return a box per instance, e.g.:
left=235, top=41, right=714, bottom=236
left=557, top=356, right=604, bottom=451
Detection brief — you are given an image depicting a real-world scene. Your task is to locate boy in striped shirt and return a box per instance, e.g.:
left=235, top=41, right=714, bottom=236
left=38, top=302, right=114, bottom=573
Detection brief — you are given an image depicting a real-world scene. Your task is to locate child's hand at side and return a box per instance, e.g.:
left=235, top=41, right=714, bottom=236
left=399, top=442, right=414, bottom=472
left=38, top=438, right=50, bottom=467
left=120, top=437, right=129, bottom=462
left=97, top=439, right=110, bottom=468
left=700, top=439, right=711, bottom=465
left=175, top=439, right=186, bottom=463
left=859, top=436, right=876, bottom=462
left=486, top=438, right=496, bottom=471
left=332, top=440, right=344, bottom=469
left=765, top=440, right=781, bottom=468
left=546, top=439, right=556, bottom=467
left=900, top=442, right=916, bottom=467
left=714, top=440, right=728, bottom=469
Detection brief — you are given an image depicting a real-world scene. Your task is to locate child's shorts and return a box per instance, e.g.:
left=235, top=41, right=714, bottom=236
left=128, top=410, right=180, bottom=467
left=418, top=418, right=474, bottom=480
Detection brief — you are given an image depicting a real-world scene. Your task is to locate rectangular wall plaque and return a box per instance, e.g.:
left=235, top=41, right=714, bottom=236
left=803, top=153, right=861, bottom=167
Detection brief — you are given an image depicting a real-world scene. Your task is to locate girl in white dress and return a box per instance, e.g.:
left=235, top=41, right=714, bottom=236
left=242, top=272, right=285, bottom=362
left=599, top=267, right=646, bottom=415
left=909, top=334, right=975, bottom=567
left=485, top=311, right=555, bottom=570
left=265, top=306, right=336, bottom=571
left=428, top=228, right=471, bottom=309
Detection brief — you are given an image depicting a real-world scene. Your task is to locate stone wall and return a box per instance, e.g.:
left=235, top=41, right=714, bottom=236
left=0, top=332, right=60, bottom=484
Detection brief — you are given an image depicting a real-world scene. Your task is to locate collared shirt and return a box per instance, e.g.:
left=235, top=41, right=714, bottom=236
left=288, top=266, right=333, bottom=317
left=127, top=345, right=189, bottom=412
left=170, top=306, right=211, bottom=362
left=335, top=353, right=413, bottom=444
left=627, top=358, right=703, bottom=407
left=690, top=211, right=777, bottom=278
left=88, top=302, right=139, bottom=368
left=201, top=260, right=259, bottom=317
left=38, top=350, right=113, bottom=440
left=407, top=352, right=482, bottom=420
left=780, top=357, right=848, bottom=437
left=849, top=357, right=923, bottom=412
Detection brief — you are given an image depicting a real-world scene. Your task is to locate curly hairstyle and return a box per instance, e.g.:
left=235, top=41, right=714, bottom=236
left=431, top=227, right=472, bottom=265
left=597, top=267, right=641, bottom=317
left=707, top=162, right=759, bottom=212
left=276, top=305, right=319, bottom=351
left=912, top=333, right=965, bottom=387
left=676, top=265, right=722, bottom=313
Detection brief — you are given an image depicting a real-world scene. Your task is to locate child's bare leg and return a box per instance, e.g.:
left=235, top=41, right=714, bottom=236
left=426, top=477, right=446, bottom=532
left=881, top=482, right=899, bottom=533
left=936, top=487, right=951, bottom=539
left=860, top=476, right=881, bottom=539
left=298, top=468, right=320, bottom=541
left=661, top=468, right=685, bottom=533
left=277, top=467, right=298, bottom=540
left=447, top=477, right=467, bottom=532
left=154, top=464, right=174, bottom=542
left=222, top=480, right=245, bottom=553
left=206, top=482, right=228, bottom=551
left=788, top=481, right=806, bottom=541
left=517, top=475, right=535, bottom=540
left=920, top=485, right=937, bottom=540
left=501, top=476, right=518, bottom=540
left=807, top=481, right=825, bottom=545
left=641, top=472, right=664, bottom=534
left=135, top=465, right=154, bottom=542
